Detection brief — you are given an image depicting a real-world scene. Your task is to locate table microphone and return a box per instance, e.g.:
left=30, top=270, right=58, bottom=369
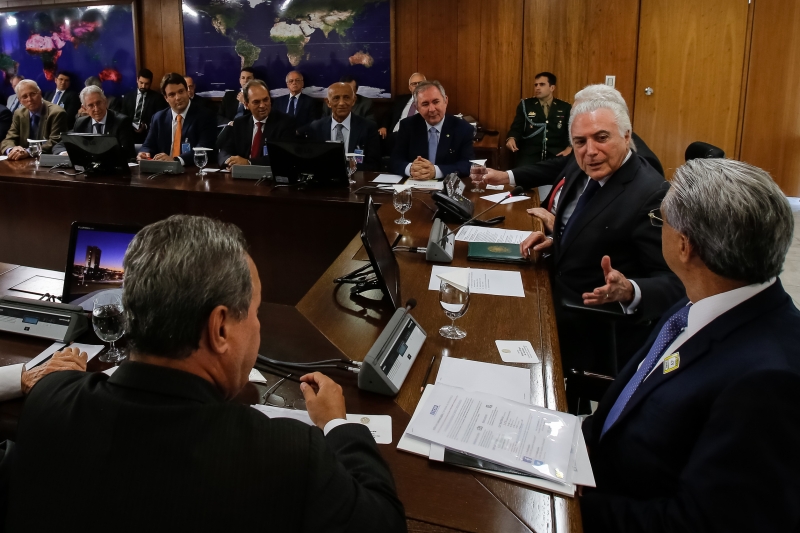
left=438, top=186, right=525, bottom=244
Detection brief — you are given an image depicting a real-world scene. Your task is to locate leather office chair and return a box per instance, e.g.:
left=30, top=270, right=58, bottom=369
left=685, top=141, right=725, bottom=161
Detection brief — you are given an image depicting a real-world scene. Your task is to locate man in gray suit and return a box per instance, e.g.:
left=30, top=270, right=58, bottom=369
left=1, top=79, right=66, bottom=158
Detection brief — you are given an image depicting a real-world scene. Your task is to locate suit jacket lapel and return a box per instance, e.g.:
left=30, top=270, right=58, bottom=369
left=348, top=115, right=361, bottom=153
left=436, top=116, right=453, bottom=165
left=20, top=109, right=30, bottom=142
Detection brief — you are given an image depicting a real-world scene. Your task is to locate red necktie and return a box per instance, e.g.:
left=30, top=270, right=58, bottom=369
left=548, top=177, right=566, bottom=212
left=251, top=121, right=263, bottom=159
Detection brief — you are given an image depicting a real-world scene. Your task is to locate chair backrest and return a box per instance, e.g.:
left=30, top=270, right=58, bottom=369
left=685, top=141, right=725, bottom=162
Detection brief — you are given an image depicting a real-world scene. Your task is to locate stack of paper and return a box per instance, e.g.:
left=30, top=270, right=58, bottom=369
left=397, top=359, right=594, bottom=496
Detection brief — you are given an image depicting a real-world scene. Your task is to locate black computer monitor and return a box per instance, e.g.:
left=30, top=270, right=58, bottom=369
left=360, top=195, right=401, bottom=308
left=62, top=221, right=140, bottom=303
left=267, top=139, right=347, bottom=186
left=62, top=133, right=131, bottom=176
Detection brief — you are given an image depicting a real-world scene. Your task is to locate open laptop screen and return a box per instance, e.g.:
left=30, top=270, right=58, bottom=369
left=62, top=222, right=140, bottom=304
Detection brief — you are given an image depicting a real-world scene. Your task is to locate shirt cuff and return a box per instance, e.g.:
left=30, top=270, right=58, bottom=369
left=176, top=157, right=185, bottom=166
left=434, top=165, right=443, bottom=179
left=404, top=163, right=412, bottom=177
left=323, top=418, right=355, bottom=436
left=620, top=280, right=642, bottom=315
left=507, top=170, right=516, bottom=186
left=0, top=364, right=24, bottom=402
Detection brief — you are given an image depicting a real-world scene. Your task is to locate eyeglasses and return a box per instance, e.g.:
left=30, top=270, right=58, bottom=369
left=261, top=376, right=307, bottom=410
left=287, top=78, right=303, bottom=84
left=648, top=208, right=663, bottom=227
left=409, top=81, right=422, bottom=86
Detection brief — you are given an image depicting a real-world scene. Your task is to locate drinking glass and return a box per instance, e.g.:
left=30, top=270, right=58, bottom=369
left=193, top=148, right=209, bottom=176
left=439, top=279, right=470, bottom=339
left=470, top=162, right=487, bottom=193
left=346, top=155, right=357, bottom=185
left=28, top=142, right=42, bottom=170
left=92, top=293, right=126, bottom=363
left=393, top=188, right=412, bottom=225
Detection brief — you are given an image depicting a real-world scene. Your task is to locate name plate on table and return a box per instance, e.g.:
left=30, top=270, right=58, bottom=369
left=139, top=159, right=183, bottom=174
left=232, top=165, right=272, bottom=180
left=39, top=154, right=71, bottom=167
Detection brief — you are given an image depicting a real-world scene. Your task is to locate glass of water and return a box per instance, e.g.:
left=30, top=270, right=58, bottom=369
left=470, top=162, right=487, bottom=193
left=346, top=155, right=357, bottom=185
left=439, top=279, right=470, bottom=339
left=393, top=188, right=412, bottom=225
left=28, top=141, right=42, bottom=170
left=92, top=293, right=126, bottom=363
left=193, top=147, right=209, bottom=176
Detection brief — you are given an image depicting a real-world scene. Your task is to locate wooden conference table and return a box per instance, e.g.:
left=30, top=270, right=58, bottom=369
left=0, top=160, right=582, bottom=533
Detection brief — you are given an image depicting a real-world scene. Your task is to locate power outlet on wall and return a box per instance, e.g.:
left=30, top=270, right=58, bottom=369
left=605, top=75, right=616, bottom=88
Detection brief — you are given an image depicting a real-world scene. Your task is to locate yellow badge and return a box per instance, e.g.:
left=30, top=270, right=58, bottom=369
left=663, top=353, right=680, bottom=374
left=529, top=111, right=536, bottom=117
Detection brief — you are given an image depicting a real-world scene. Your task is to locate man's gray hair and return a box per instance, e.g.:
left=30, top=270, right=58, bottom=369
left=662, top=158, right=793, bottom=283
left=123, top=215, right=253, bottom=360
left=568, top=99, right=631, bottom=145
left=413, top=80, right=446, bottom=102
left=79, top=85, right=105, bottom=105
left=85, top=76, right=102, bottom=88
left=243, top=79, right=268, bottom=103
left=574, top=84, right=629, bottom=114
left=15, top=79, right=40, bottom=96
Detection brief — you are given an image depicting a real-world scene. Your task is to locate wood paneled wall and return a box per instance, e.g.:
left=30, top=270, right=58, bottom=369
left=739, top=0, right=800, bottom=196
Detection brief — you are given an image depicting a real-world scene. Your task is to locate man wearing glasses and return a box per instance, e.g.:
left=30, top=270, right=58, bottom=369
left=519, top=98, right=684, bottom=390
left=273, top=71, right=321, bottom=128
left=380, top=72, right=426, bottom=142
left=6, top=215, right=407, bottom=532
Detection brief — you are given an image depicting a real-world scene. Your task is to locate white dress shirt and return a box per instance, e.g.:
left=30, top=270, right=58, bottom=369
left=92, top=113, right=109, bottom=134
left=330, top=113, right=352, bottom=152
left=393, top=96, right=416, bottom=133
left=170, top=100, right=191, bottom=164
left=0, top=364, right=24, bottom=402
left=133, top=91, right=147, bottom=127
left=404, top=118, right=444, bottom=179
left=642, top=279, right=776, bottom=381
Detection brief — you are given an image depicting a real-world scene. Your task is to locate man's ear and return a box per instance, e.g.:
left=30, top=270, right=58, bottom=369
left=203, top=305, right=230, bottom=355
left=678, top=233, right=694, bottom=265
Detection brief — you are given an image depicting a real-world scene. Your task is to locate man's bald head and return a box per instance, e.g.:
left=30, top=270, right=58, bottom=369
left=326, top=82, right=355, bottom=122
left=408, top=72, right=426, bottom=93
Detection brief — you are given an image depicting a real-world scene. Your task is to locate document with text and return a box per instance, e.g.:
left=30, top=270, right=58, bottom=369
left=455, top=226, right=532, bottom=244
left=428, top=266, right=525, bottom=297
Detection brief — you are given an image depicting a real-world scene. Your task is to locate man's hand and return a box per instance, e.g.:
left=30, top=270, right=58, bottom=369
left=300, top=372, right=347, bottom=430
left=136, top=152, right=151, bottom=160
left=556, top=146, right=573, bottom=157
left=236, top=90, right=245, bottom=105
left=77, top=108, right=89, bottom=117
left=21, top=346, right=87, bottom=395
left=225, top=155, right=249, bottom=167
left=582, top=255, right=634, bottom=306
left=483, top=168, right=510, bottom=185
left=527, top=207, right=556, bottom=233
left=152, top=153, right=173, bottom=162
left=520, top=231, right=553, bottom=257
left=7, top=146, right=30, bottom=161
left=506, top=137, right=519, bottom=152
left=378, top=127, right=387, bottom=139
left=410, top=156, right=436, bottom=180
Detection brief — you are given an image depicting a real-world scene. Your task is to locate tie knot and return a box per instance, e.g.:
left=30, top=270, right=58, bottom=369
left=669, top=304, right=692, bottom=331
left=176, top=114, right=183, bottom=124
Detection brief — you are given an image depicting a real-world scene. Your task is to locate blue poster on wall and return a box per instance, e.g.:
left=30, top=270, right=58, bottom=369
left=0, top=5, right=137, bottom=98
left=182, top=0, right=392, bottom=100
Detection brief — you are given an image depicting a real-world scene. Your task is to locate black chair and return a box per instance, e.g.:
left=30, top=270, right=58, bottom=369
left=685, top=141, right=725, bottom=161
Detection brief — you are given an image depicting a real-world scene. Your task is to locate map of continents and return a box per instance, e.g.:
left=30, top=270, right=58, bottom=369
left=183, top=0, right=391, bottom=98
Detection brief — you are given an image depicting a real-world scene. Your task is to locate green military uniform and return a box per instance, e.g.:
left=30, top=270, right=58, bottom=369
left=506, top=97, right=571, bottom=166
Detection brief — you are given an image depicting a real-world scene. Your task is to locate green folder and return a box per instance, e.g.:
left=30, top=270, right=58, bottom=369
left=467, top=242, right=528, bottom=264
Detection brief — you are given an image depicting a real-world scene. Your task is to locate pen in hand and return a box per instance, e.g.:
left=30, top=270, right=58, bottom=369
left=420, top=355, right=436, bottom=393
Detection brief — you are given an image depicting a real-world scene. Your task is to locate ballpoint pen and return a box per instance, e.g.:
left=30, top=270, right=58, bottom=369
left=420, top=355, right=436, bottom=393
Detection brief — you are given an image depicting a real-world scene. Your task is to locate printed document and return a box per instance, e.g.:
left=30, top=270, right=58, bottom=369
left=436, top=357, right=531, bottom=404
left=428, top=266, right=525, bottom=297
left=455, top=226, right=532, bottom=244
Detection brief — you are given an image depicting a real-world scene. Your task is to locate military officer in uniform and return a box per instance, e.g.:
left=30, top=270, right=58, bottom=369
left=506, top=72, right=572, bottom=166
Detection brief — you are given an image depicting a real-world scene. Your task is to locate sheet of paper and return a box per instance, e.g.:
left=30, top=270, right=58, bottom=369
left=250, top=405, right=392, bottom=444
left=469, top=159, right=487, bottom=165
left=495, top=340, right=540, bottom=363
left=428, top=266, right=525, bottom=297
left=9, top=276, right=63, bottom=297
left=127, top=162, right=138, bottom=167
left=103, top=366, right=119, bottom=376
left=71, top=343, right=105, bottom=362
left=248, top=368, right=267, bottom=383
left=0, top=156, right=8, bottom=162
left=435, top=357, right=531, bottom=404
left=429, top=443, right=446, bottom=461
left=202, top=168, right=221, bottom=173
left=372, top=174, right=404, bottom=184
left=25, top=342, right=66, bottom=370
left=455, top=226, right=532, bottom=244
left=485, top=184, right=504, bottom=190
left=405, top=179, right=444, bottom=190
left=436, top=268, right=470, bottom=293
left=410, top=383, right=579, bottom=485
left=480, top=191, right=530, bottom=204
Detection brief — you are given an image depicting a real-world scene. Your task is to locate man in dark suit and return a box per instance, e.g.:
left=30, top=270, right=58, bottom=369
left=390, top=80, right=475, bottom=178
left=580, top=158, right=800, bottom=533
left=379, top=72, right=425, bottom=140
left=219, top=67, right=254, bottom=124
left=121, top=68, right=168, bottom=144
left=6, top=74, right=23, bottom=113
left=184, top=75, right=210, bottom=111
left=52, top=85, right=136, bottom=159
left=5, top=215, right=407, bottom=532
left=43, top=71, right=80, bottom=129
left=273, top=70, right=321, bottom=128
left=138, top=73, right=218, bottom=164
left=217, top=79, right=296, bottom=167
left=322, top=75, right=376, bottom=124
left=0, top=103, right=11, bottom=142
left=1, top=79, right=66, bottom=157
left=299, top=82, right=381, bottom=171
left=519, top=98, right=684, bottom=374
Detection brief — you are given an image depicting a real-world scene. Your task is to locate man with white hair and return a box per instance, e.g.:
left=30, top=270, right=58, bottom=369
left=0, top=79, right=66, bottom=158
left=52, top=85, right=135, bottom=159
left=581, top=159, right=800, bottom=532
left=518, top=98, right=684, bottom=391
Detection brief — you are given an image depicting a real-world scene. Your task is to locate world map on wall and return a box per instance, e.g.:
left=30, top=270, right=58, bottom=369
left=182, top=0, right=391, bottom=99
left=0, top=5, right=137, bottom=98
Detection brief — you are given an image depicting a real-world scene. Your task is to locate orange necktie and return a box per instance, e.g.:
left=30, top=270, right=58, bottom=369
left=172, top=115, right=183, bottom=157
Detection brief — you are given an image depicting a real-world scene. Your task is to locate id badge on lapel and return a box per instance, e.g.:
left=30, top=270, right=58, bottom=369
left=180, top=140, right=191, bottom=154
left=663, top=353, right=680, bottom=374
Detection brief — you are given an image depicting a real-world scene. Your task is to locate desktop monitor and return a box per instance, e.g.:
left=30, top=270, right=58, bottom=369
left=62, top=221, right=140, bottom=303
left=360, top=196, right=401, bottom=309
left=267, top=140, right=348, bottom=186
left=62, top=133, right=131, bottom=176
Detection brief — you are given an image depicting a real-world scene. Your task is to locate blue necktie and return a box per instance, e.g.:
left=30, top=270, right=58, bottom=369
left=600, top=304, right=692, bottom=438
left=30, top=113, right=39, bottom=138
left=235, top=102, right=245, bottom=118
left=9, top=97, right=19, bottom=113
left=428, top=127, right=439, bottom=164
left=289, top=96, right=297, bottom=116
left=559, top=177, right=601, bottom=242
left=53, top=91, right=62, bottom=106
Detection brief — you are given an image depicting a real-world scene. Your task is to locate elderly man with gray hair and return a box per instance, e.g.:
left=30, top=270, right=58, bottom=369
left=6, top=214, right=407, bottom=531
left=52, top=84, right=135, bottom=159
left=0, top=79, right=66, bottom=158
left=580, top=158, right=800, bottom=532
left=517, top=97, right=684, bottom=407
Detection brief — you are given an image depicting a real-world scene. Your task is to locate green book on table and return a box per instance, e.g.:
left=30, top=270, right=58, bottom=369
left=467, top=242, right=528, bottom=264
